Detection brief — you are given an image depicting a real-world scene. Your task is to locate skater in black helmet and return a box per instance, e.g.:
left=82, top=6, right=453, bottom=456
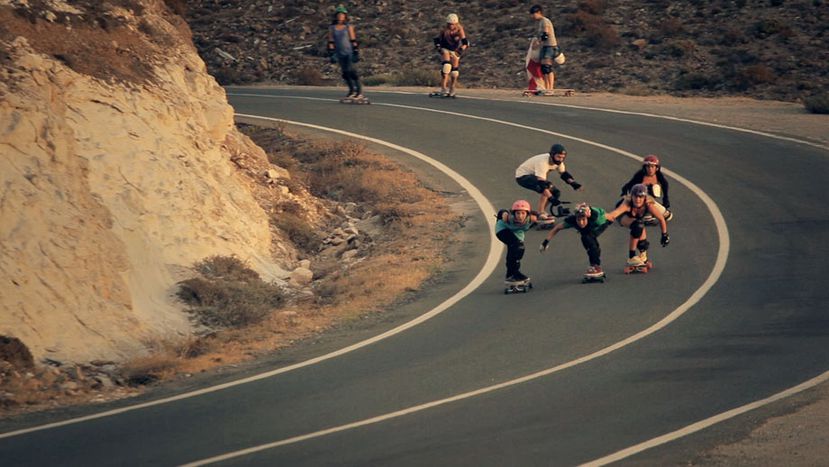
left=515, top=143, right=583, bottom=223
left=540, top=202, right=611, bottom=280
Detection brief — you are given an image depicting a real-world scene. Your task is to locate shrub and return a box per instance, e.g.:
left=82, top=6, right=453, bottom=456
left=804, top=92, right=829, bottom=114
left=733, top=64, right=775, bottom=90
left=294, top=67, right=324, bottom=86
left=177, top=256, right=284, bottom=328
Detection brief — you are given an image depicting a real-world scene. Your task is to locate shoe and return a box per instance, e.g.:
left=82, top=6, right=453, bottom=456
left=353, top=94, right=365, bottom=100
left=627, top=255, right=645, bottom=267
left=538, top=213, right=555, bottom=222
left=664, top=210, right=673, bottom=221
left=511, top=272, right=529, bottom=282
left=638, top=250, right=648, bottom=263
left=585, top=266, right=604, bottom=277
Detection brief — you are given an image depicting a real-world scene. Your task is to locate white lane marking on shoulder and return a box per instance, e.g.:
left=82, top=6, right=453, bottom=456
left=581, top=370, right=829, bottom=466
left=179, top=95, right=733, bottom=466
left=0, top=118, right=504, bottom=441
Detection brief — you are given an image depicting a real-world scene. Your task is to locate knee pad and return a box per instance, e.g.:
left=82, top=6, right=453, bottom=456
left=550, top=186, right=561, bottom=203
left=541, top=63, right=554, bottom=74
left=441, top=62, right=452, bottom=75
left=638, top=240, right=650, bottom=252
left=450, top=67, right=459, bottom=78
left=630, top=220, right=644, bottom=238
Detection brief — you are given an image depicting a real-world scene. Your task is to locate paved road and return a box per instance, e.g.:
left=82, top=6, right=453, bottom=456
left=1, top=88, right=827, bottom=466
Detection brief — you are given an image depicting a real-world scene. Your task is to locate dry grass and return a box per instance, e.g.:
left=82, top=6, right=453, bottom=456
left=0, top=125, right=458, bottom=416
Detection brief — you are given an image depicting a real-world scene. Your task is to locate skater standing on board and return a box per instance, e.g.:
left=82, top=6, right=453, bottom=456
left=432, top=13, right=469, bottom=97
left=515, top=143, right=583, bottom=222
left=605, top=184, right=670, bottom=268
left=327, top=5, right=365, bottom=101
left=539, top=203, right=611, bottom=279
left=619, top=154, right=673, bottom=223
left=495, top=200, right=539, bottom=283
left=529, top=4, right=562, bottom=92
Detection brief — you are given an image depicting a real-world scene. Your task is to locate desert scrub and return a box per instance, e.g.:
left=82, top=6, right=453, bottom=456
left=177, top=256, right=284, bottom=328
left=804, top=92, right=829, bottom=114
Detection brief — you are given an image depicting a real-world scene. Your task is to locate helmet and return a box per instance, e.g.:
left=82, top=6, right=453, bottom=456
left=511, top=200, right=531, bottom=212
left=643, top=154, right=660, bottom=167
left=631, top=184, right=648, bottom=198
left=335, top=5, right=348, bottom=14
left=446, top=13, right=459, bottom=24
left=575, top=202, right=591, bottom=218
left=549, top=143, right=566, bottom=156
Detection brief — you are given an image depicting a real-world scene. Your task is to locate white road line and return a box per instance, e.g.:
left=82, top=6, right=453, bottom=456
left=582, top=369, right=829, bottom=466
left=178, top=94, right=732, bottom=466
left=0, top=119, right=504, bottom=441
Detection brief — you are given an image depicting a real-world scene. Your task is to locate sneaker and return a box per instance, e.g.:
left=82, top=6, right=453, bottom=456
left=511, top=272, right=529, bottom=282
left=627, top=255, right=645, bottom=267
left=664, top=210, right=673, bottom=221
left=538, top=213, right=555, bottom=222
left=585, top=266, right=604, bottom=277
left=353, top=94, right=365, bottom=100
left=638, top=250, right=648, bottom=263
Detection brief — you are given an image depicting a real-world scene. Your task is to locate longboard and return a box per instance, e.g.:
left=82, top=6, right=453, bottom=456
left=624, top=260, right=653, bottom=274
left=522, top=89, right=575, bottom=97
left=504, top=279, right=532, bottom=294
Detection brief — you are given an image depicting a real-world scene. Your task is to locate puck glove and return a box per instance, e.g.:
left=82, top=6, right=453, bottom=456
left=539, top=239, right=550, bottom=253
left=661, top=233, right=670, bottom=247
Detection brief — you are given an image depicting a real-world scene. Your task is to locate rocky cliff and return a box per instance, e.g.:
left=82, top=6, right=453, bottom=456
left=0, top=0, right=292, bottom=363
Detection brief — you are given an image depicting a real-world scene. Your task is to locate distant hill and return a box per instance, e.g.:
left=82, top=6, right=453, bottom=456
left=183, top=0, right=828, bottom=102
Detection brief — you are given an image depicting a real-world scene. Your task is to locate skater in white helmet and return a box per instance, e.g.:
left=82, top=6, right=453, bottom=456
left=605, top=184, right=670, bottom=268
left=495, top=200, right=539, bottom=283
left=539, top=202, right=612, bottom=279
left=432, top=13, right=469, bottom=97
left=515, top=143, right=583, bottom=222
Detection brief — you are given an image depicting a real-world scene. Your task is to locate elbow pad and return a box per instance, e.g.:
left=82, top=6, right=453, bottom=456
left=540, top=32, right=549, bottom=41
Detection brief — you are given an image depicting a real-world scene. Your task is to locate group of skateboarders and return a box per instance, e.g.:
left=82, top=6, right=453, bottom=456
left=498, top=144, right=673, bottom=291
left=326, top=4, right=565, bottom=101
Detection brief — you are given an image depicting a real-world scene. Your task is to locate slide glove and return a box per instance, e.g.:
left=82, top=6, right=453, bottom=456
left=496, top=209, right=509, bottom=220
left=570, top=181, right=583, bottom=190
left=351, top=50, right=360, bottom=63
left=540, top=239, right=550, bottom=253
left=661, top=233, right=670, bottom=247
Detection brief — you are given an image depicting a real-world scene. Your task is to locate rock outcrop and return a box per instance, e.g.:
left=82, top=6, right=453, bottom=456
left=0, top=0, right=289, bottom=363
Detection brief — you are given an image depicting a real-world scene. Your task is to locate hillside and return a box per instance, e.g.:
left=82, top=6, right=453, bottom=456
left=183, top=0, right=828, bottom=102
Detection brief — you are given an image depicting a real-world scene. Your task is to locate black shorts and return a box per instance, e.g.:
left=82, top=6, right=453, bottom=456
left=516, top=175, right=552, bottom=194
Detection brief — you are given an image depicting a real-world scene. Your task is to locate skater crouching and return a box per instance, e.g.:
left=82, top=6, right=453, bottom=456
left=539, top=202, right=611, bottom=278
left=327, top=5, right=365, bottom=101
left=619, top=154, right=672, bottom=222
left=495, top=200, right=539, bottom=283
left=515, top=143, right=583, bottom=222
left=605, top=184, right=670, bottom=267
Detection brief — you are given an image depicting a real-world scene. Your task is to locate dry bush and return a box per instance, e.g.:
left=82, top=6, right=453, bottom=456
left=578, top=0, right=608, bottom=15
left=804, top=93, right=829, bottom=114
left=563, top=11, right=620, bottom=49
left=294, top=66, right=324, bottom=86
left=275, top=215, right=321, bottom=253
left=121, top=353, right=179, bottom=386
left=391, top=67, right=440, bottom=87
left=177, top=256, right=284, bottom=329
left=733, top=64, right=775, bottom=90
left=658, top=17, right=684, bottom=37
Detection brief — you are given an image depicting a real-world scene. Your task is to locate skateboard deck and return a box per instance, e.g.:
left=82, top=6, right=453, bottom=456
left=535, top=218, right=556, bottom=230
left=504, top=279, right=532, bottom=294
left=624, top=260, right=653, bottom=274
left=429, top=92, right=456, bottom=98
left=582, top=273, right=606, bottom=283
left=340, top=97, right=370, bottom=105
left=522, top=89, right=575, bottom=97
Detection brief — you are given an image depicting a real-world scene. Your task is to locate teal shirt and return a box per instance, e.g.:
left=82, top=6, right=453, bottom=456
left=495, top=214, right=533, bottom=241
left=562, top=206, right=608, bottom=234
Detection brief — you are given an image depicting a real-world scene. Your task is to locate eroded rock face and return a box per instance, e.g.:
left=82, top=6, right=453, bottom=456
left=0, top=0, right=286, bottom=363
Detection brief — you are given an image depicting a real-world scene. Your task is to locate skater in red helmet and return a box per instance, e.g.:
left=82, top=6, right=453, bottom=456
left=495, top=199, right=539, bottom=283
left=619, top=154, right=672, bottom=223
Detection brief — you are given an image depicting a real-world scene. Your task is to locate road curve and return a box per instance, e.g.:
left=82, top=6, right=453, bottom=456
left=1, top=88, right=827, bottom=466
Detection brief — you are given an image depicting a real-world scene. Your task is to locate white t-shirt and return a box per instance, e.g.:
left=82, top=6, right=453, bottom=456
left=515, top=153, right=566, bottom=178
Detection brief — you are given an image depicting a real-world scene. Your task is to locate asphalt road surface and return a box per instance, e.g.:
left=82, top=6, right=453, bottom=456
left=1, top=88, right=827, bottom=466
